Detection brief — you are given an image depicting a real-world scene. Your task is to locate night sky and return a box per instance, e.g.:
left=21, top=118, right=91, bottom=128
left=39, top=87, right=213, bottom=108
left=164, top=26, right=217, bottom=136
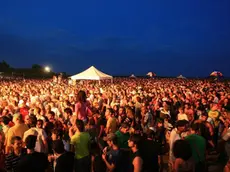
left=0, top=0, right=230, bottom=77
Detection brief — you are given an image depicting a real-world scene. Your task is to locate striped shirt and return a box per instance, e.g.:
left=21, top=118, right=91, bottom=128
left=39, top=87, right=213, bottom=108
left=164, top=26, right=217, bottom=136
left=5, top=149, right=26, bottom=172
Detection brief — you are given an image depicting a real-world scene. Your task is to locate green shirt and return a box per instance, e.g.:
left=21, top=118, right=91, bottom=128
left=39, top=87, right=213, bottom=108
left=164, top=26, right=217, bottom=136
left=115, top=130, right=130, bottom=149
left=71, top=132, right=90, bottom=159
left=185, top=134, right=206, bottom=163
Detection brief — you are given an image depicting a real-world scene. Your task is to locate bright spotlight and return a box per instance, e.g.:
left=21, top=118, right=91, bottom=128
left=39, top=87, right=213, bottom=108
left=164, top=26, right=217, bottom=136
left=44, top=66, right=51, bottom=72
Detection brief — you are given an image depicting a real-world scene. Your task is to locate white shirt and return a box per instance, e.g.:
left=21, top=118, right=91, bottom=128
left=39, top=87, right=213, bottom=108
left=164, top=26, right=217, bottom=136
left=23, top=127, right=48, bottom=153
left=169, top=128, right=182, bottom=162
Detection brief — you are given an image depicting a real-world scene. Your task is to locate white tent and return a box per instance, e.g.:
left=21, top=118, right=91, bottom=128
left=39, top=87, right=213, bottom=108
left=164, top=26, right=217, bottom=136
left=146, top=72, right=156, bottom=77
left=70, top=66, right=113, bottom=80
left=177, top=75, right=186, bottom=79
left=146, top=72, right=153, bottom=77
left=130, top=74, right=136, bottom=78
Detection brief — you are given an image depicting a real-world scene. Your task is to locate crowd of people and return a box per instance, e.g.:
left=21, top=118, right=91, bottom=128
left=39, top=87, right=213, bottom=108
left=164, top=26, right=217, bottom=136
left=0, top=77, right=229, bottom=172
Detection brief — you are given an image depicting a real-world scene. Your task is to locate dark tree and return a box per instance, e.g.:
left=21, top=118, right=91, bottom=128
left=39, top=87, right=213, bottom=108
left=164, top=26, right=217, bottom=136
left=0, top=60, right=11, bottom=71
left=32, top=64, right=42, bottom=70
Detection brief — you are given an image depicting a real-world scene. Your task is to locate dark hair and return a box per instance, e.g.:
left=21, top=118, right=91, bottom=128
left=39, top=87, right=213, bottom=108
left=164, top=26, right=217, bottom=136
left=173, top=140, right=192, bottom=161
left=49, top=111, right=55, bottom=117
left=129, top=134, right=141, bottom=149
left=77, top=90, right=87, bottom=102
left=191, top=123, right=200, bottom=132
left=52, top=140, right=65, bottom=154
left=25, top=135, right=37, bottom=149
left=107, top=108, right=114, bottom=114
left=176, top=120, right=188, bottom=128
left=52, top=128, right=63, bottom=139
left=30, top=115, right=37, bottom=128
left=64, top=108, right=73, bottom=116
left=110, top=135, right=118, bottom=146
left=145, top=129, right=155, bottom=139
left=0, top=116, right=10, bottom=125
left=76, top=120, right=85, bottom=132
left=11, top=136, right=22, bottom=144
left=37, top=119, right=44, bottom=125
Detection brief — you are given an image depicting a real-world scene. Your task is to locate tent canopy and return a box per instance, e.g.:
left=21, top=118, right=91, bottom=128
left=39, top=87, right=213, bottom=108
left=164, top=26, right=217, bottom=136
left=146, top=72, right=156, bottom=77
left=70, top=66, right=113, bottom=80
left=177, top=75, right=186, bottom=79
left=130, top=74, right=136, bottom=78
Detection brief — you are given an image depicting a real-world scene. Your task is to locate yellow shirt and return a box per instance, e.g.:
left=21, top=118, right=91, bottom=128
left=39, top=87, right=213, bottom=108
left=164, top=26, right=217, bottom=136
left=106, top=117, right=117, bottom=133
left=70, top=132, right=90, bottom=159
left=208, top=110, right=220, bottom=127
left=5, top=123, right=29, bottom=147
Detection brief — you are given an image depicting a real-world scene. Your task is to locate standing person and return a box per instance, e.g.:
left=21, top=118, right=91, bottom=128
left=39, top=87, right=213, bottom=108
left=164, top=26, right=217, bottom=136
left=16, top=135, right=49, bottom=172
left=141, top=106, right=153, bottom=133
left=172, top=139, right=195, bottom=172
left=139, top=130, right=162, bottom=172
left=75, top=90, right=91, bottom=124
left=185, top=123, right=206, bottom=172
left=23, top=115, right=48, bottom=154
left=102, top=133, right=122, bottom=172
left=128, top=134, right=143, bottom=172
left=69, top=119, right=91, bottom=172
left=169, top=120, right=187, bottom=170
left=105, top=108, right=117, bottom=134
left=48, top=140, right=75, bottom=172
left=5, top=136, right=26, bottom=172
left=5, top=113, right=29, bottom=154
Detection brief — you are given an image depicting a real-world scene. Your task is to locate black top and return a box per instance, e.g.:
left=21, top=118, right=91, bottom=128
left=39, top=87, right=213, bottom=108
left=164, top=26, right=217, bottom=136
left=16, top=152, right=49, bottom=172
left=55, top=152, right=75, bottom=172
left=129, top=150, right=142, bottom=172
left=106, top=149, right=123, bottom=172
left=140, top=139, right=161, bottom=172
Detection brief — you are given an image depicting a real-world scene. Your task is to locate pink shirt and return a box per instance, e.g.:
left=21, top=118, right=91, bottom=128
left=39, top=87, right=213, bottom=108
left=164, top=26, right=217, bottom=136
left=75, top=101, right=91, bottom=120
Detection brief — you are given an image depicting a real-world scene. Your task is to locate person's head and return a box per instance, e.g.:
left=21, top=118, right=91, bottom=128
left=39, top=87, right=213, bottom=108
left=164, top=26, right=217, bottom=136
left=173, top=139, right=192, bottom=161
left=37, top=119, right=43, bottom=128
left=118, top=107, right=125, bottom=115
left=48, top=111, right=55, bottom=121
left=200, top=111, right=208, bottom=122
left=77, top=90, right=87, bottom=102
left=0, top=116, right=10, bottom=126
left=34, top=107, right=41, bottom=115
left=24, top=115, right=32, bottom=125
left=211, top=103, right=218, bottom=111
left=128, top=134, right=141, bottom=150
left=179, top=106, right=184, bottom=113
left=25, top=135, right=37, bottom=150
left=13, top=113, right=23, bottom=124
left=136, top=96, right=141, bottom=103
left=64, top=108, right=72, bottom=119
left=52, top=140, right=65, bottom=155
left=103, top=133, right=118, bottom=147
left=176, top=120, right=187, bottom=133
left=75, top=119, right=85, bottom=132
left=51, top=128, right=63, bottom=141
left=156, top=119, right=163, bottom=128
left=105, top=108, right=114, bottom=119
left=11, top=136, right=22, bottom=151
left=141, top=106, right=147, bottom=115
left=145, top=129, right=155, bottom=140
left=29, top=115, right=37, bottom=128
left=120, top=123, right=130, bottom=134
left=190, top=123, right=201, bottom=135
